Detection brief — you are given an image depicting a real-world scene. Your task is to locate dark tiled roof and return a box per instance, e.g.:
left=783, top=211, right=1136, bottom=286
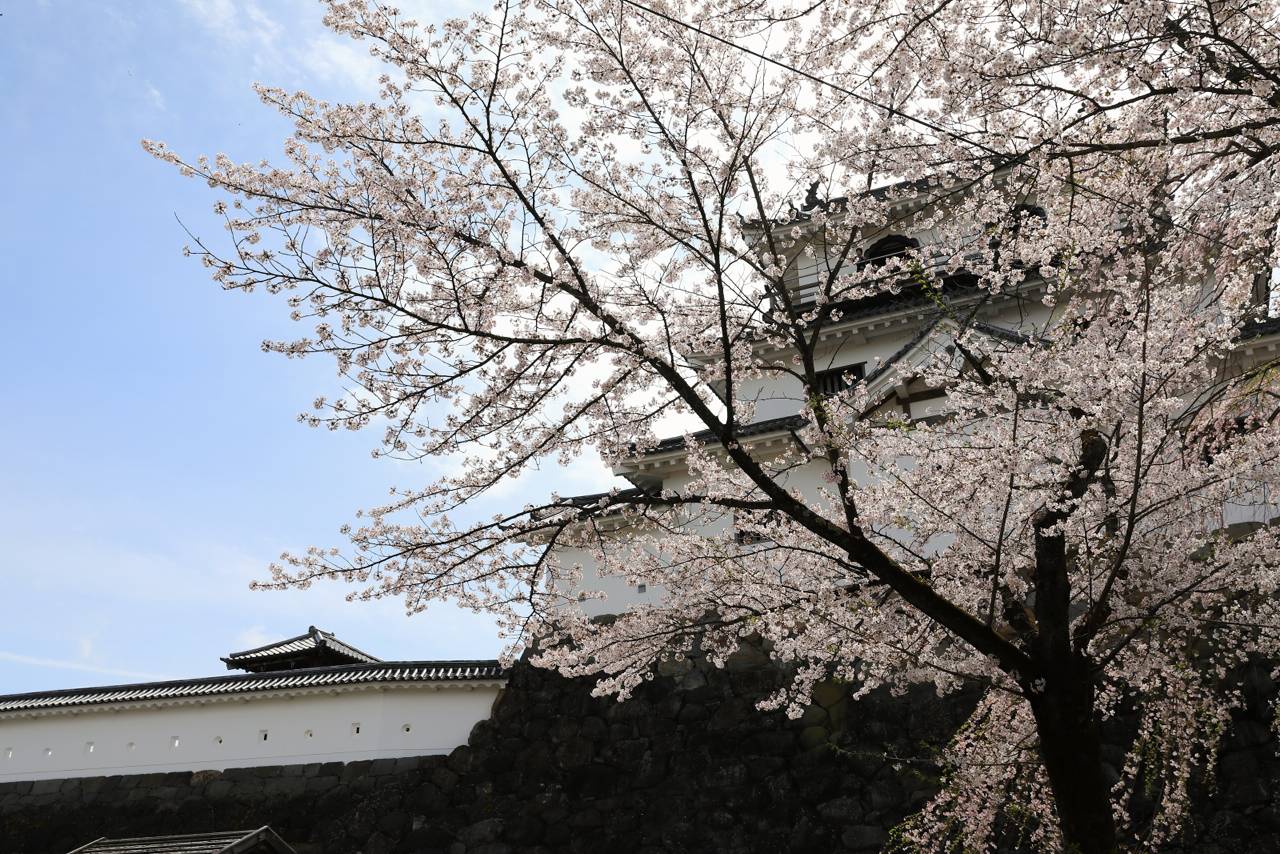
left=68, top=827, right=295, bottom=854
left=0, top=660, right=505, bottom=714
left=772, top=273, right=989, bottom=334
left=560, top=487, right=649, bottom=507
left=222, top=626, right=380, bottom=671
left=1241, top=316, right=1280, bottom=340
left=744, top=174, right=955, bottom=229
left=635, top=414, right=809, bottom=457
left=968, top=319, right=1032, bottom=345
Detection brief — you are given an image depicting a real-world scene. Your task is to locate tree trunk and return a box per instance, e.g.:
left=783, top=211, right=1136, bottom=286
left=1031, top=488, right=1117, bottom=853
left=1029, top=668, right=1118, bottom=854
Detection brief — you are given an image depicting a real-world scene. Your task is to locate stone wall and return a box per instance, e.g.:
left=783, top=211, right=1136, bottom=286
left=2, top=647, right=1277, bottom=853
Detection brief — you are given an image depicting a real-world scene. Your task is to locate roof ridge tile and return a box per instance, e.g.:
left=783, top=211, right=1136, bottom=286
left=0, top=660, right=505, bottom=714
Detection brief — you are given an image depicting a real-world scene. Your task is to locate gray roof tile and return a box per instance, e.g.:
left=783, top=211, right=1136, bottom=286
left=0, top=660, right=505, bottom=714
left=635, top=414, right=809, bottom=457
left=221, top=626, right=381, bottom=670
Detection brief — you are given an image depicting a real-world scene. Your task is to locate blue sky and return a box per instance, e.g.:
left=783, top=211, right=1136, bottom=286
left=0, top=0, right=617, bottom=693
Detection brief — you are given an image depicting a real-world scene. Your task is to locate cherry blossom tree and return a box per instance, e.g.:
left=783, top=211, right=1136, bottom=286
left=147, top=0, right=1280, bottom=849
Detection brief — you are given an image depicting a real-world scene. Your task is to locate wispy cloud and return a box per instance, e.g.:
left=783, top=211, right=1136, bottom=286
left=144, top=81, right=167, bottom=111
left=234, top=625, right=272, bottom=649
left=297, top=33, right=386, bottom=89
left=179, top=0, right=286, bottom=74
left=179, top=0, right=385, bottom=94
left=0, top=651, right=170, bottom=683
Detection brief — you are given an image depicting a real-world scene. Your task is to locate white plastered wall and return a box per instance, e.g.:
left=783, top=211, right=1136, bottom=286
left=560, top=460, right=837, bottom=617
left=732, top=330, right=906, bottom=422
left=731, top=293, right=1052, bottom=422
left=0, top=683, right=502, bottom=782
left=558, top=295, right=1059, bottom=615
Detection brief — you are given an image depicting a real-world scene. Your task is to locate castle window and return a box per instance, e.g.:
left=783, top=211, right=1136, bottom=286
left=352, top=722, right=362, bottom=736
left=85, top=742, right=95, bottom=754
left=402, top=724, right=412, bottom=734
left=813, top=364, right=865, bottom=397
left=171, top=736, right=180, bottom=749
left=858, top=235, right=919, bottom=271
left=636, top=583, right=647, bottom=594
left=260, top=730, right=269, bottom=742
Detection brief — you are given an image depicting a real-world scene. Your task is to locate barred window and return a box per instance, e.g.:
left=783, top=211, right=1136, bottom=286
left=813, top=363, right=865, bottom=397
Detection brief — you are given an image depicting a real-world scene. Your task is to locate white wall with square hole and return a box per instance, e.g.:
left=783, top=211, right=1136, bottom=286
left=0, top=684, right=501, bottom=782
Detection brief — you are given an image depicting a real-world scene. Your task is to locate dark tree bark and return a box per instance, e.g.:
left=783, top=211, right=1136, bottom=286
left=1029, top=431, right=1118, bottom=853
left=1029, top=661, right=1117, bottom=853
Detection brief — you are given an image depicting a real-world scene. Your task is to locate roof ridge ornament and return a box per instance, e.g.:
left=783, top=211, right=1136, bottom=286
left=801, top=179, right=823, bottom=213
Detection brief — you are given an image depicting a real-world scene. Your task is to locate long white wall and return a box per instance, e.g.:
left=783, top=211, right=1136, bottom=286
left=0, top=684, right=501, bottom=782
